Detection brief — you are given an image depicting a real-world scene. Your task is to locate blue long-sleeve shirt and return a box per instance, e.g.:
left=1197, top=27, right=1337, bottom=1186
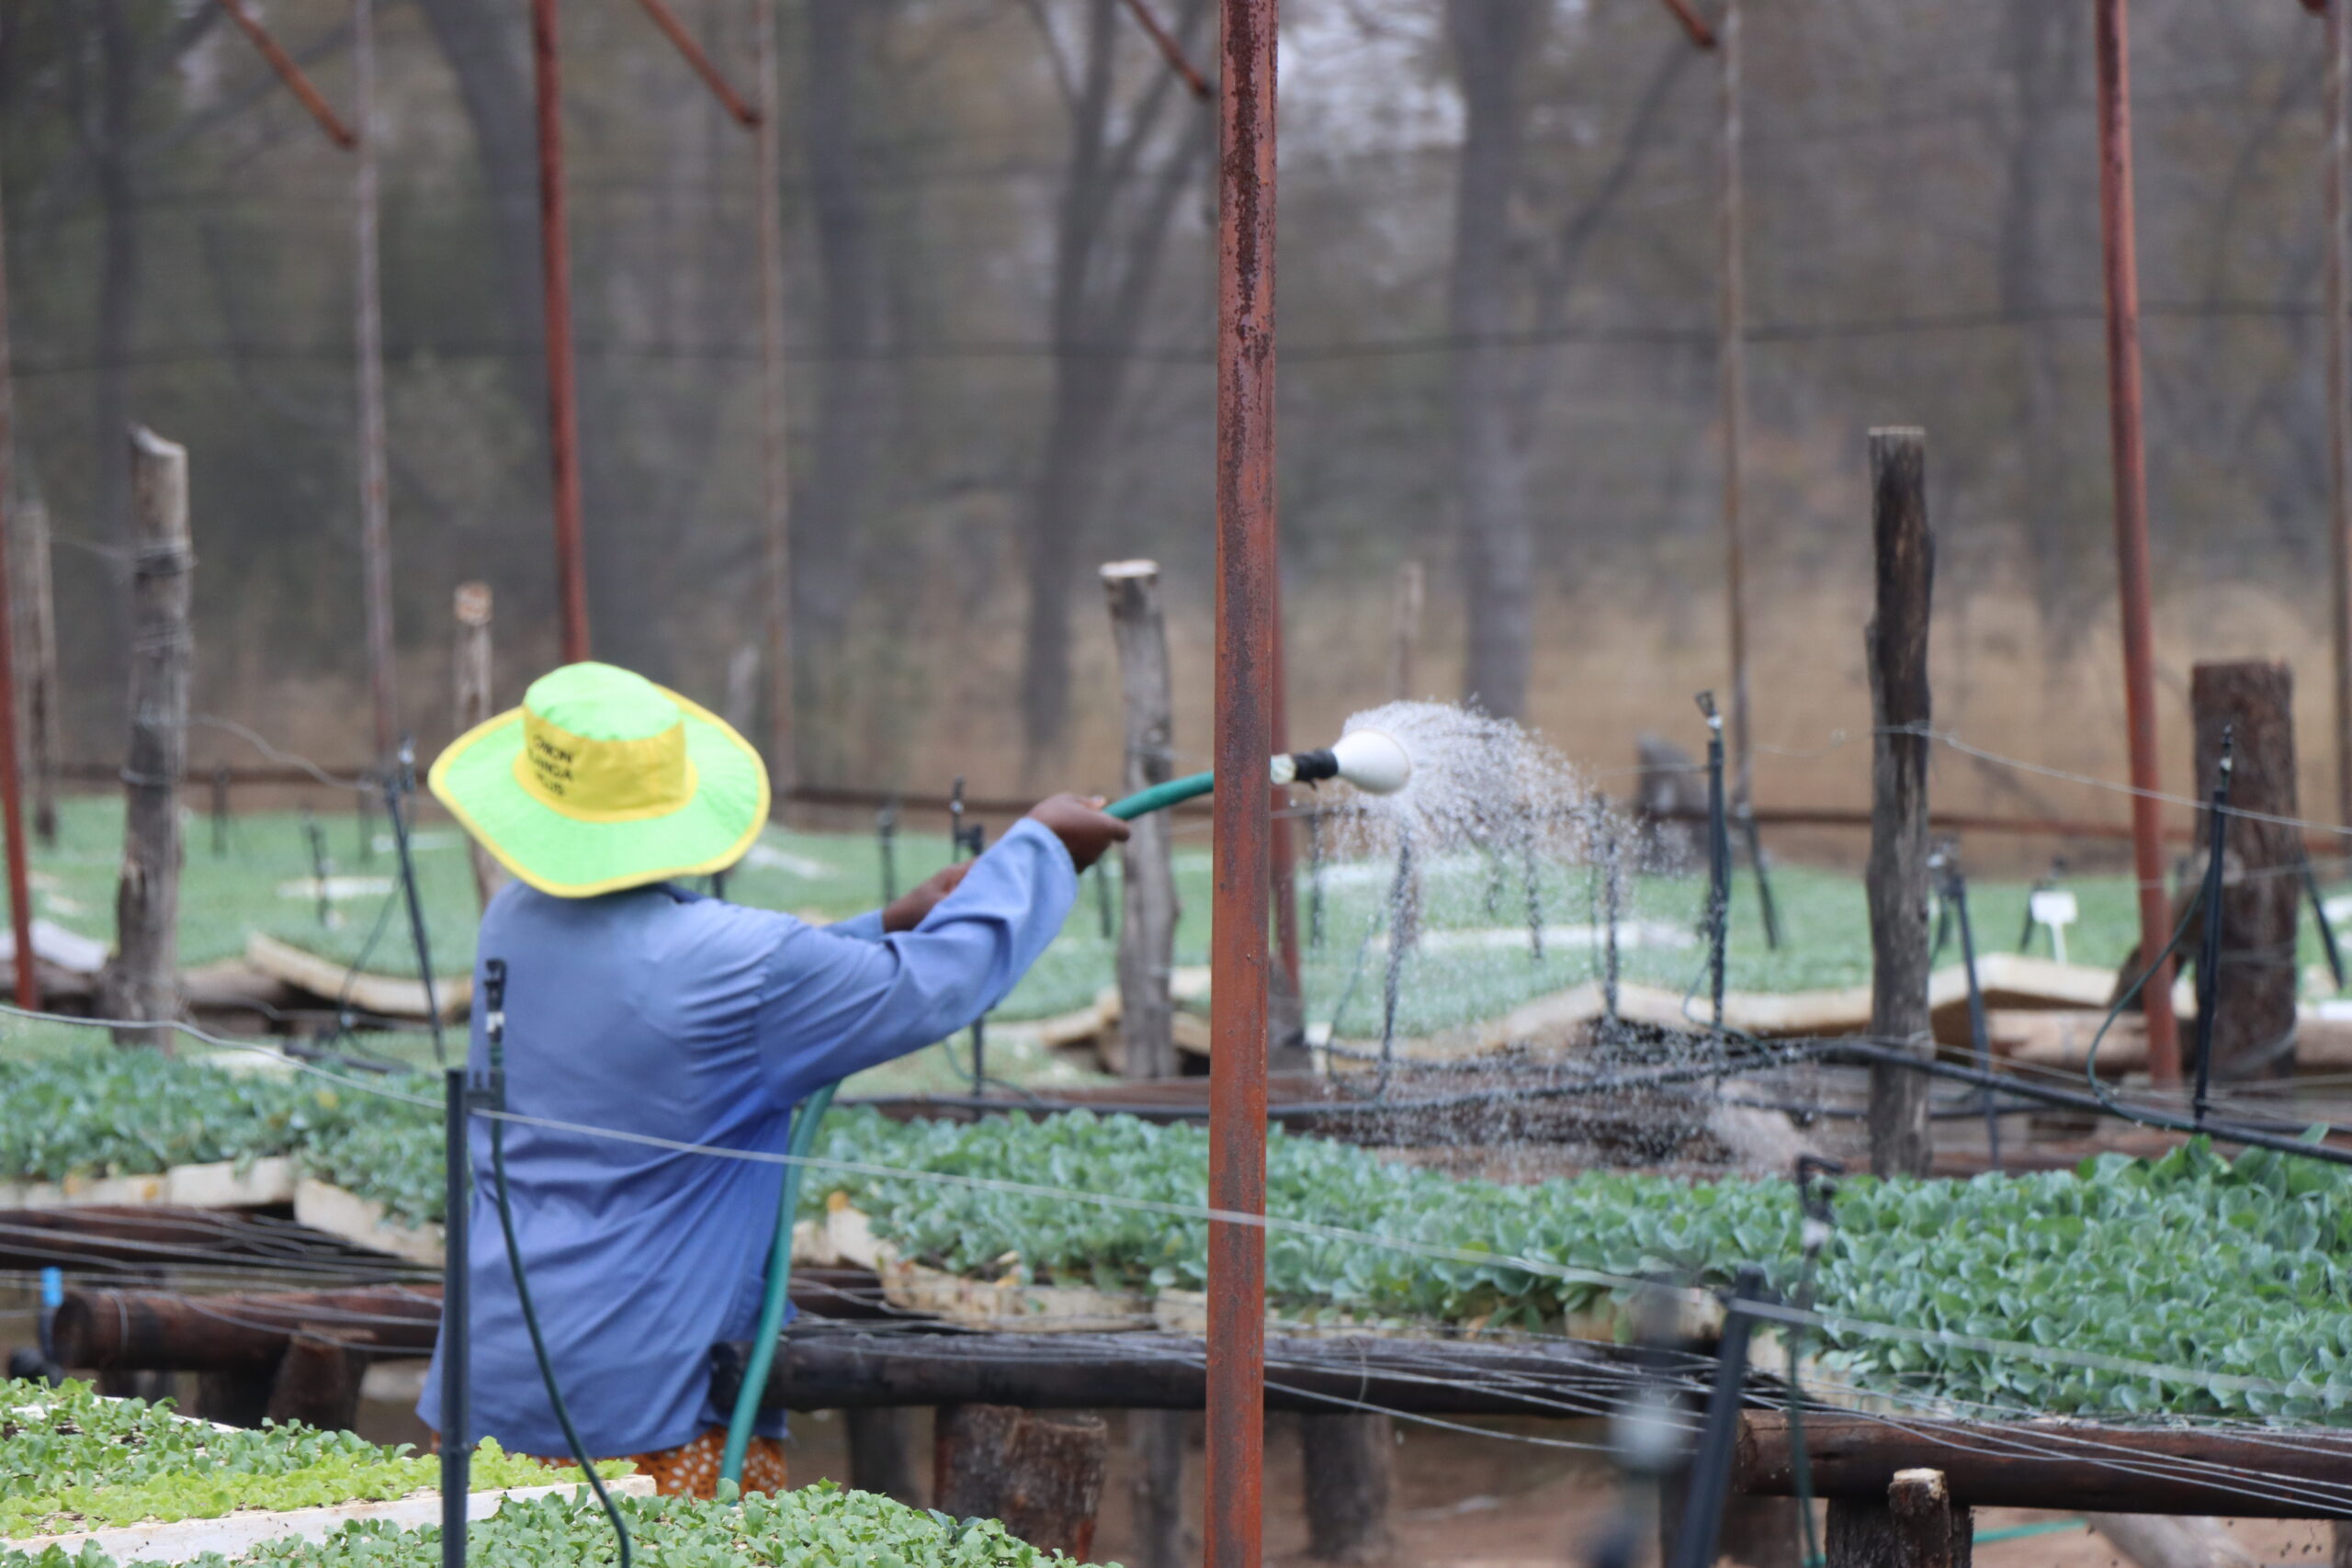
left=415, top=818, right=1077, bottom=1456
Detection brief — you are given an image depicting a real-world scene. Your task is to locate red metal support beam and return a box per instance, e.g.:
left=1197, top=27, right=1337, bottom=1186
left=1122, top=0, right=1216, bottom=100
left=209, top=0, right=356, bottom=149
left=532, top=0, right=592, bottom=663
left=1210, top=1, right=1277, bottom=1565
left=629, top=0, right=761, bottom=127
left=2092, top=0, right=2178, bottom=1081
left=0, top=170, right=40, bottom=1010
left=1654, top=0, right=1719, bottom=51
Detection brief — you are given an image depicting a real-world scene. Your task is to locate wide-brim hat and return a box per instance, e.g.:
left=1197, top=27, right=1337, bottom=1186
left=429, top=661, right=770, bottom=897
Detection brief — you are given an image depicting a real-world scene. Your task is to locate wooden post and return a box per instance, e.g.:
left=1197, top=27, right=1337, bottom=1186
left=752, top=0, right=796, bottom=800
left=1102, top=561, right=1179, bottom=1080
left=16, top=495, right=58, bottom=846
left=845, top=1408, right=920, bottom=1505
left=451, top=582, right=503, bottom=908
left=1865, top=428, right=1934, bottom=1177
left=933, top=1404, right=1107, bottom=1561
left=1825, top=1469, right=1970, bottom=1568
left=1300, top=1413, right=1394, bottom=1563
left=2334, top=1519, right=2352, bottom=1568
left=2330, top=0, right=2352, bottom=830
left=107, top=428, right=191, bottom=1047
left=1388, top=559, right=1423, bottom=702
left=265, top=1330, right=368, bottom=1432
left=353, top=0, right=396, bottom=767
left=2190, top=661, right=2299, bottom=1081
left=1130, top=1410, right=1188, bottom=1568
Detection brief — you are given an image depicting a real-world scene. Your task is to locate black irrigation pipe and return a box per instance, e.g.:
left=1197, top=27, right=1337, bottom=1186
left=1828, top=1039, right=2352, bottom=1168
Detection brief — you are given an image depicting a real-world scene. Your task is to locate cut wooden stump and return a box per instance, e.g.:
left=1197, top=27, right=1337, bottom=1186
left=933, top=1404, right=1107, bottom=1561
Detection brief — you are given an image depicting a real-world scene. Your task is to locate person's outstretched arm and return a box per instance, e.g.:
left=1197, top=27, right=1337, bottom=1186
left=753, top=795, right=1126, bottom=1099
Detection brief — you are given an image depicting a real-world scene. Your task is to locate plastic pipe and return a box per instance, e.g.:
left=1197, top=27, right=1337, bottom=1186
left=719, top=1080, right=837, bottom=1488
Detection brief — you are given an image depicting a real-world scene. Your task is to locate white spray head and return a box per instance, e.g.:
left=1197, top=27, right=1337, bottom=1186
left=1329, top=728, right=1413, bottom=794
left=1272, top=728, right=1414, bottom=795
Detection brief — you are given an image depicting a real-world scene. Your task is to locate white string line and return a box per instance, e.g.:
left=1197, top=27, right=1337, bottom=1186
left=6, top=1006, right=2350, bottom=1423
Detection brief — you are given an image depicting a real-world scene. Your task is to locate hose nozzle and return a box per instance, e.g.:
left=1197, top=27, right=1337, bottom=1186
left=1272, top=728, right=1412, bottom=795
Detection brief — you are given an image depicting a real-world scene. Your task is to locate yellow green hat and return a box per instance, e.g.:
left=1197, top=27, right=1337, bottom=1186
left=428, top=661, right=770, bottom=897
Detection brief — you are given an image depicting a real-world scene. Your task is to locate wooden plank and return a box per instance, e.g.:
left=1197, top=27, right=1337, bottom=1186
left=245, top=932, right=470, bottom=1021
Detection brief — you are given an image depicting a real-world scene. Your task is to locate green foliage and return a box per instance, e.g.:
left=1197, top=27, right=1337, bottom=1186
left=807, top=1108, right=2352, bottom=1422
left=12, top=1040, right=2352, bottom=1422
left=0, top=1382, right=620, bottom=1539
left=0, top=1482, right=1111, bottom=1568
left=0, top=1047, right=444, bottom=1226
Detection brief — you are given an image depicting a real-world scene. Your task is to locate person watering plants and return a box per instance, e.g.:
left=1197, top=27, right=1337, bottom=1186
left=413, top=661, right=1126, bottom=1496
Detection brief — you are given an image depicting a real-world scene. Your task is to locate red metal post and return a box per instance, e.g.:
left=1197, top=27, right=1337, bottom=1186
left=209, top=0, right=356, bottom=148
left=0, top=171, right=42, bottom=1010
left=2092, top=0, right=2179, bottom=1080
left=1121, top=0, right=1216, bottom=100
left=532, top=0, right=592, bottom=663
left=629, top=0, right=761, bottom=126
left=1210, top=0, right=1276, bottom=1562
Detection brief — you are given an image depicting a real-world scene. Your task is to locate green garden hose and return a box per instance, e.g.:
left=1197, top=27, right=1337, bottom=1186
left=1105, top=770, right=1216, bottom=820
left=719, top=776, right=1212, bottom=1489
left=719, top=1081, right=838, bottom=1488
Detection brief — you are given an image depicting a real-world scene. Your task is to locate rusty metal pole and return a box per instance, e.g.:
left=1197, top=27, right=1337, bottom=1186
left=354, top=0, right=395, bottom=766
left=208, top=0, right=356, bottom=147
left=1719, top=0, right=1753, bottom=826
left=0, top=169, right=40, bottom=1010
left=2092, top=0, right=2179, bottom=1081
left=631, top=0, right=761, bottom=124
left=2326, top=0, right=2352, bottom=830
left=752, top=0, right=797, bottom=798
left=531, top=0, right=592, bottom=663
left=1209, top=0, right=1275, bottom=1562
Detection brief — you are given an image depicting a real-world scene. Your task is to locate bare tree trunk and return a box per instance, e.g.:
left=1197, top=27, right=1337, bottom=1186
left=1388, top=560, right=1424, bottom=702
left=353, top=0, right=396, bottom=767
left=1446, top=0, right=1544, bottom=721
left=1865, top=429, right=1934, bottom=1177
left=92, top=0, right=142, bottom=583
left=752, top=0, right=797, bottom=799
left=14, top=496, right=58, bottom=848
left=1102, top=560, right=1178, bottom=1079
left=451, top=584, right=503, bottom=908
left=796, top=0, right=888, bottom=780
left=1015, top=0, right=1213, bottom=770
left=107, top=428, right=191, bottom=1049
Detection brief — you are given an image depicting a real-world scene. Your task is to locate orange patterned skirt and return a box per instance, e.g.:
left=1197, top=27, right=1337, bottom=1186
left=598, top=1428, right=789, bottom=1499
left=451, top=1428, right=789, bottom=1499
